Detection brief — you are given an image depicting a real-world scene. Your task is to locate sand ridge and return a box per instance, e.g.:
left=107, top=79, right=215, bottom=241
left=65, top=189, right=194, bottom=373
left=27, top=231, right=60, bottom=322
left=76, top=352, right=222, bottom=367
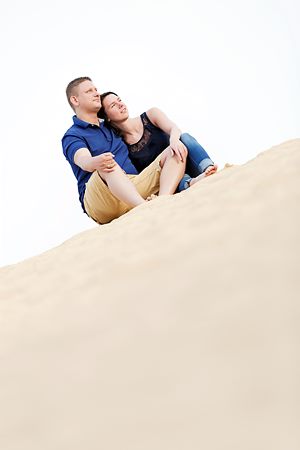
left=0, top=139, right=299, bottom=450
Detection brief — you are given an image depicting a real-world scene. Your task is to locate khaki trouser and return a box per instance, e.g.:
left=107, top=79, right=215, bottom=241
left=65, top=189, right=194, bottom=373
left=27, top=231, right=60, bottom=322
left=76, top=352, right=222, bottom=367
left=84, top=154, right=162, bottom=224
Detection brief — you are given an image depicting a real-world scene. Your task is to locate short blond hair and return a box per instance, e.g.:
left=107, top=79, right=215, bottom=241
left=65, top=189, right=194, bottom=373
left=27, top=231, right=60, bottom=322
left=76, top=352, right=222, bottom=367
left=66, top=76, right=92, bottom=110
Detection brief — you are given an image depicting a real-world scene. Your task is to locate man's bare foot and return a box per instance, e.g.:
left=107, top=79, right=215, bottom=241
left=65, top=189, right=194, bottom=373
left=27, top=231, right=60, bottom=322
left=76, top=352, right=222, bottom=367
left=189, top=164, right=218, bottom=187
left=146, top=194, right=158, bottom=201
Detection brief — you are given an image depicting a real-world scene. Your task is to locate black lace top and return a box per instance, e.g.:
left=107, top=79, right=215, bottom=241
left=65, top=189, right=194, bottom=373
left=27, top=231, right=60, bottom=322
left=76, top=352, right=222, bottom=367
left=127, top=112, right=170, bottom=172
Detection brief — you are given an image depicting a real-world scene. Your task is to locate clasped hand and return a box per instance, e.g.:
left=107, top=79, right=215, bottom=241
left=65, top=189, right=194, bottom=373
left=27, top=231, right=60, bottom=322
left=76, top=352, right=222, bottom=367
left=169, top=138, right=188, bottom=162
left=94, top=152, right=116, bottom=172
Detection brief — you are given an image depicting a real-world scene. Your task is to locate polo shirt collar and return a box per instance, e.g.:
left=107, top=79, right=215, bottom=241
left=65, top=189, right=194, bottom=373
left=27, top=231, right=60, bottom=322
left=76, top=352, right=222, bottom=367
left=73, top=115, right=102, bottom=129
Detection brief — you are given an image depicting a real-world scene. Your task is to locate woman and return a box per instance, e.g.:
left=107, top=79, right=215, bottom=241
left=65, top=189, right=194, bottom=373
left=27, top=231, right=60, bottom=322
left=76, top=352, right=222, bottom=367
left=98, top=92, right=217, bottom=191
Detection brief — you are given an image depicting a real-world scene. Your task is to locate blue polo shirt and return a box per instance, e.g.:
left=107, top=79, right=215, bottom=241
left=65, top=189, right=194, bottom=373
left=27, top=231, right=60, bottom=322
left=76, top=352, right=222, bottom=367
left=62, top=116, right=138, bottom=212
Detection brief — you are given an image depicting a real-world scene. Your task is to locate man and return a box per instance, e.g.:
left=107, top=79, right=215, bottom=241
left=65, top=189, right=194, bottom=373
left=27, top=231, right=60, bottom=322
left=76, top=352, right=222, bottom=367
left=62, top=77, right=186, bottom=224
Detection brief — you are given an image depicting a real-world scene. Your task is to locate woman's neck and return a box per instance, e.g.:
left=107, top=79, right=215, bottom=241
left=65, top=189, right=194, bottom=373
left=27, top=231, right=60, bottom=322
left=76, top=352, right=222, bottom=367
left=111, top=116, right=142, bottom=139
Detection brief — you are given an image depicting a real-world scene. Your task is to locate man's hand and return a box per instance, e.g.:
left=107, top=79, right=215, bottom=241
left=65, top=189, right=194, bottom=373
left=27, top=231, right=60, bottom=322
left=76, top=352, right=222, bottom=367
left=169, top=138, right=188, bottom=162
left=74, top=148, right=117, bottom=173
left=93, top=152, right=116, bottom=172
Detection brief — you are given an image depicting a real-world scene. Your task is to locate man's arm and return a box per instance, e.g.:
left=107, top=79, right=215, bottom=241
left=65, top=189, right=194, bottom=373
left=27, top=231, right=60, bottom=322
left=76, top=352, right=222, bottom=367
left=146, top=107, right=187, bottom=161
left=74, top=148, right=116, bottom=173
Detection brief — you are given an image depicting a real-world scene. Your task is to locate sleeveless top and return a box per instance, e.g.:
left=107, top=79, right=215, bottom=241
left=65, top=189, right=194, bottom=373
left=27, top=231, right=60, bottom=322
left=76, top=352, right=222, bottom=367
left=127, top=112, right=170, bottom=172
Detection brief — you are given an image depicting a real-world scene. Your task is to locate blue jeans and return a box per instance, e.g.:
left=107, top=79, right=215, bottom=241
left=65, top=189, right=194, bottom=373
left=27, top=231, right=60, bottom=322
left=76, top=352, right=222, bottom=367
left=177, top=133, right=214, bottom=192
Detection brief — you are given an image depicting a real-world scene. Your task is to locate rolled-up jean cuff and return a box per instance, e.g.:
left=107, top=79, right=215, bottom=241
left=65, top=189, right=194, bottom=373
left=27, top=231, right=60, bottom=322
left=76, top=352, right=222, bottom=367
left=199, top=158, right=214, bottom=172
left=178, top=174, right=192, bottom=192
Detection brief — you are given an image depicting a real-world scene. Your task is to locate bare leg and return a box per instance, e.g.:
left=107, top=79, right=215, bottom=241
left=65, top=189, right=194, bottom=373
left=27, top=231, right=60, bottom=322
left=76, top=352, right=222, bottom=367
left=99, top=164, right=146, bottom=207
left=159, top=148, right=187, bottom=195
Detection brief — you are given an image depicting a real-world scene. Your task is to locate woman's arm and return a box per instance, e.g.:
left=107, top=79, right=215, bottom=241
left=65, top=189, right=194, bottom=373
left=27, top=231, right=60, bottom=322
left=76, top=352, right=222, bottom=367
left=146, top=107, right=187, bottom=161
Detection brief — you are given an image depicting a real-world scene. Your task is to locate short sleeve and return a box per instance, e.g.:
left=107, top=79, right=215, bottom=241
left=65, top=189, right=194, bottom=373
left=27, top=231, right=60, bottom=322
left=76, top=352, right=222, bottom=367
left=62, top=134, right=89, bottom=163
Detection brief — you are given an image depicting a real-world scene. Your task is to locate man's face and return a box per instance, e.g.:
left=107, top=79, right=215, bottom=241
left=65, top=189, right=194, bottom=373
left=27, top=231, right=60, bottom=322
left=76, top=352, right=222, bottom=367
left=71, top=80, right=101, bottom=113
left=102, top=94, right=129, bottom=123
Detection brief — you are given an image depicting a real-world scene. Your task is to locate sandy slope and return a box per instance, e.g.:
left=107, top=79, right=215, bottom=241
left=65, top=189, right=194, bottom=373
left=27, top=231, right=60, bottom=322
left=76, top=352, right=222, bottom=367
left=0, top=139, right=299, bottom=450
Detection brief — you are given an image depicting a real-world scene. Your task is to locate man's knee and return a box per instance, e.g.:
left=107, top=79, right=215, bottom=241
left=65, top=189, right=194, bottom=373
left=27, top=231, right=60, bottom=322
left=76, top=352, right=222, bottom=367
left=97, top=163, right=123, bottom=181
left=159, top=147, right=173, bottom=166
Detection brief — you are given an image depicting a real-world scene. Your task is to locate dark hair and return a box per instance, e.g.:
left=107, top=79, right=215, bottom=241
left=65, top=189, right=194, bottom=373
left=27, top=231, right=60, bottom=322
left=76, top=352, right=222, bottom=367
left=97, top=91, right=118, bottom=119
left=66, top=76, right=92, bottom=110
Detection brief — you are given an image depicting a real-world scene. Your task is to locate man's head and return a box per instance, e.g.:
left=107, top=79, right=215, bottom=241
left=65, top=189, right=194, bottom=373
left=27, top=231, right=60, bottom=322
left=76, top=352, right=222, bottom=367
left=98, top=92, right=129, bottom=123
left=66, top=77, right=101, bottom=114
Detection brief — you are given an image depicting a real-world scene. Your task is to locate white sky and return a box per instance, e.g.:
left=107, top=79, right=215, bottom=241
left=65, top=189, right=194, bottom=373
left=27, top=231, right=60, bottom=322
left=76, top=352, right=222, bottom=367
left=0, top=0, right=299, bottom=267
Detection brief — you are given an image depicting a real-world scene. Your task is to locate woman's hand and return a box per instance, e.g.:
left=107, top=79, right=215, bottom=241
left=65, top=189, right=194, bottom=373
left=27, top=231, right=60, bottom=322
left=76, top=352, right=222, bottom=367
left=169, top=138, right=188, bottom=162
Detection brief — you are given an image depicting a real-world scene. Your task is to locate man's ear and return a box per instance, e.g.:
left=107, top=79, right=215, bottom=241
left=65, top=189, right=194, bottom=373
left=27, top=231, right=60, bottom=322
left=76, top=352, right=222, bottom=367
left=70, top=95, right=79, bottom=108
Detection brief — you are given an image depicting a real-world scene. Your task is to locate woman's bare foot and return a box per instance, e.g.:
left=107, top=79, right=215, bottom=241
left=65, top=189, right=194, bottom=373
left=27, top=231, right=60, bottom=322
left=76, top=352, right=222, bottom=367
left=189, top=164, right=218, bottom=187
left=204, top=164, right=218, bottom=176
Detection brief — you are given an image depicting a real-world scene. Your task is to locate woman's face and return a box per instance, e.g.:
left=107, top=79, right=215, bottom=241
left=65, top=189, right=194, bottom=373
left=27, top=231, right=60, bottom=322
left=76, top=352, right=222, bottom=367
left=102, top=94, right=129, bottom=123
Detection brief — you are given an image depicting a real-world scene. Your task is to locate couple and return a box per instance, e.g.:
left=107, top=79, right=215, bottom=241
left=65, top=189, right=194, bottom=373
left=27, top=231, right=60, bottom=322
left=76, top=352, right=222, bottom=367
left=62, top=77, right=217, bottom=224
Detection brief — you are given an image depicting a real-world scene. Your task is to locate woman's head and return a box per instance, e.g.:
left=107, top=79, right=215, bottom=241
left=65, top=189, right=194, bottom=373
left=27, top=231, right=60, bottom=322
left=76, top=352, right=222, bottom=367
left=98, top=92, right=129, bottom=123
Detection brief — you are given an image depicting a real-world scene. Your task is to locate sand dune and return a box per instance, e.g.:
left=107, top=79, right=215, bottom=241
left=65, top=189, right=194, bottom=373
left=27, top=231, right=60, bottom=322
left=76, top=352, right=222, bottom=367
left=0, top=139, right=299, bottom=450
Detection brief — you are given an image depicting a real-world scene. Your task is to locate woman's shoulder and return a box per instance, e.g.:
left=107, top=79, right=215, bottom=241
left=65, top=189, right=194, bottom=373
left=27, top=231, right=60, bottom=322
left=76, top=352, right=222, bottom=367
left=143, top=107, right=163, bottom=126
left=145, top=107, right=163, bottom=118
